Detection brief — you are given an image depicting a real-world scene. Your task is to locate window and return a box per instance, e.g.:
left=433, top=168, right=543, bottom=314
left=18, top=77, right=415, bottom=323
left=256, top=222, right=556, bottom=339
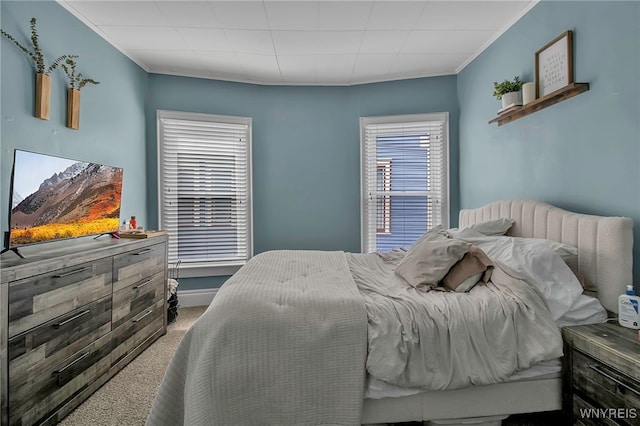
left=157, top=110, right=252, bottom=277
left=361, top=113, right=448, bottom=253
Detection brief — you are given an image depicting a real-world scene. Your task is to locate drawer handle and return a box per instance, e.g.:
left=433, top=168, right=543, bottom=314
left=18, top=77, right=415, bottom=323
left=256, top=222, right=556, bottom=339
left=133, top=249, right=152, bottom=256
left=53, top=267, right=91, bottom=278
left=589, top=364, right=640, bottom=397
left=54, top=351, right=90, bottom=374
left=52, top=309, right=91, bottom=328
left=132, top=309, right=153, bottom=323
left=133, top=280, right=151, bottom=290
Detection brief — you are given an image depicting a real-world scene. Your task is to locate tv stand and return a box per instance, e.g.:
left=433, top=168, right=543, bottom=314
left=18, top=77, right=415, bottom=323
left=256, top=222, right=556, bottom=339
left=0, top=247, right=25, bottom=259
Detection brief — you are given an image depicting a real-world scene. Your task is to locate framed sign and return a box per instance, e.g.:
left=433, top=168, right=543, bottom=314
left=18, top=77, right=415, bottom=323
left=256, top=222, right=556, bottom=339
left=535, top=30, right=573, bottom=98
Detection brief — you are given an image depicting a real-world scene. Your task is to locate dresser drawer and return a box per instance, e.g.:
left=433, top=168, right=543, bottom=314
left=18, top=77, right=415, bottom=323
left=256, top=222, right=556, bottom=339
left=8, top=258, right=112, bottom=338
left=572, top=393, right=621, bottom=426
left=112, top=269, right=165, bottom=329
left=8, top=296, right=112, bottom=411
left=110, top=298, right=164, bottom=368
left=113, top=242, right=166, bottom=293
left=8, top=331, right=112, bottom=426
left=572, top=350, right=640, bottom=424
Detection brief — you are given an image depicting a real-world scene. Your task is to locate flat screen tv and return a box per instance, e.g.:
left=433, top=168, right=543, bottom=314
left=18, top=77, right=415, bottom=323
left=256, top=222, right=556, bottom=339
left=3, top=149, right=123, bottom=257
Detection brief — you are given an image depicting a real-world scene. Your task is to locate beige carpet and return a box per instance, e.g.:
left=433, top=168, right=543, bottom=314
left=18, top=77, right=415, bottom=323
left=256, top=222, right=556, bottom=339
left=59, top=305, right=207, bottom=426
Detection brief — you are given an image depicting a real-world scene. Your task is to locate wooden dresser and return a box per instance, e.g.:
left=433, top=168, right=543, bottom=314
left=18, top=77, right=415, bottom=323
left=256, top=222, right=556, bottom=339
left=562, top=322, right=640, bottom=426
left=0, top=235, right=168, bottom=425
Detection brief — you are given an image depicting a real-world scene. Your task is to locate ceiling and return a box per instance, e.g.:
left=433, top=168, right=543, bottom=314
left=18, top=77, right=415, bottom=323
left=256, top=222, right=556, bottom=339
left=57, top=0, right=537, bottom=86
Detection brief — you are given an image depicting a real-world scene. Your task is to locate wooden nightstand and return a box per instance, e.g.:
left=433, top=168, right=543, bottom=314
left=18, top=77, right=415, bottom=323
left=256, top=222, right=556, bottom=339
left=562, top=322, right=640, bottom=425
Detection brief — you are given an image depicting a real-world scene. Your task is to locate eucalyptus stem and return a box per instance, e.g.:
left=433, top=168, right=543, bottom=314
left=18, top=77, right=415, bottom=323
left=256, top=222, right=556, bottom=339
left=0, top=17, right=74, bottom=75
left=61, top=57, right=100, bottom=90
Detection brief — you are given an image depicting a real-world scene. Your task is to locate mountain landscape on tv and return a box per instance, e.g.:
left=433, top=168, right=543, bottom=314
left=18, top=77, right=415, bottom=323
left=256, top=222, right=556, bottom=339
left=10, top=159, right=123, bottom=247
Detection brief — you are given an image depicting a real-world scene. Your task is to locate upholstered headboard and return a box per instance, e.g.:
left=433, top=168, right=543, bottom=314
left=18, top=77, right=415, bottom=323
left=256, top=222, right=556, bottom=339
left=459, top=200, right=634, bottom=313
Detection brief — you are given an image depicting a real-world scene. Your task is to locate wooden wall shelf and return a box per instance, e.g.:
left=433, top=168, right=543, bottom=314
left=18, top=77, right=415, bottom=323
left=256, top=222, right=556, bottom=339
left=489, top=83, right=589, bottom=126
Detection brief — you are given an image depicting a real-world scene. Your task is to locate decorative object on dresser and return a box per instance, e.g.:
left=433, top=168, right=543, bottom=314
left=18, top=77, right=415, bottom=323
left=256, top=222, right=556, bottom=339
left=118, top=230, right=167, bottom=239
left=0, top=235, right=168, bottom=425
left=562, top=322, right=640, bottom=425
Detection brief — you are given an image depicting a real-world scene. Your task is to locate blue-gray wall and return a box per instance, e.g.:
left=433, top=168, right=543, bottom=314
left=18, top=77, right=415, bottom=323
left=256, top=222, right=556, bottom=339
left=146, top=74, right=459, bottom=289
left=0, top=1, right=148, bottom=235
left=2, top=0, right=638, bottom=292
left=458, top=0, right=640, bottom=292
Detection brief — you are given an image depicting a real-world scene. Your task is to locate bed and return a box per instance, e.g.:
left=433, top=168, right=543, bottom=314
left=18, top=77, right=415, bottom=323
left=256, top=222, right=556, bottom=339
left=147, top=199, right=633, bottom=426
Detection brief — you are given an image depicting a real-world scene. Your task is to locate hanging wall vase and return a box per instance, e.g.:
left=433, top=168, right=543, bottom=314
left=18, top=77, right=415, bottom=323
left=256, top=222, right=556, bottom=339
left=66, top=88, right=80, bottom=129
left=35, top=73, right=51, bottom=120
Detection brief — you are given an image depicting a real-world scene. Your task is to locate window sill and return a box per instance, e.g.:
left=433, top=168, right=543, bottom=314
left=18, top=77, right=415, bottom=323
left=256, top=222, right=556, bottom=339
left=170, top=261, right=245, bottom=278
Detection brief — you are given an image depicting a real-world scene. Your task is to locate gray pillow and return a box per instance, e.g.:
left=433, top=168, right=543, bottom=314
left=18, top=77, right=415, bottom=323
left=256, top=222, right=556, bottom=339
left=449, top=218, right=515, bottom=237
left=470, top=218, right=515, bottom=235
left=396, top=234, right=471, bottom=289
left=407, top=224, right=448, bottom=251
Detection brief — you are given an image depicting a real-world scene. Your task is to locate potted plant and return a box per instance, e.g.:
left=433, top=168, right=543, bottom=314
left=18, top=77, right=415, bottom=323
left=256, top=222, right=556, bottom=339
left=493, top=76, right=524, bottom=108
left=60, top=57, right=100, bottom=130
left=0, top=18, right=74, bottom=119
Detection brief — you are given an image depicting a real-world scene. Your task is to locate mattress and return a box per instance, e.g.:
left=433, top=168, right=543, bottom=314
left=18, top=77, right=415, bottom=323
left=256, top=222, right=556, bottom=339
left=365, top=359, right=561, bottom=399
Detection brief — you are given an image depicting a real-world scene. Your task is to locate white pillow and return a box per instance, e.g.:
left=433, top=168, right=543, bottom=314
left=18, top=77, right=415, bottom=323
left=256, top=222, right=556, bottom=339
left=455, top=235, right=583, bottom=321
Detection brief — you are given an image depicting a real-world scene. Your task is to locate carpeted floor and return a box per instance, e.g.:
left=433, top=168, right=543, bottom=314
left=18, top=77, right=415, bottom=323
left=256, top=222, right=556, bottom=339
left=59, top=305, right=207, bottom=426
left=58, top=304, right=565, bottom=426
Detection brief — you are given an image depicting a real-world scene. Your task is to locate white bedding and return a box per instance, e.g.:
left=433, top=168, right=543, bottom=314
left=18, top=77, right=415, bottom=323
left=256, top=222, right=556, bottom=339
left=147, top=228, right=608, bottom=425
left=357, top=230, right=607, bottom=399
left=348, top=250, right=563, bottom=391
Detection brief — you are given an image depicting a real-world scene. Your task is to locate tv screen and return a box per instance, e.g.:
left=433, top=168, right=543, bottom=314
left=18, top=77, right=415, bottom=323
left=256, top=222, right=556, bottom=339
left=7, top=149, right=123, bottom=250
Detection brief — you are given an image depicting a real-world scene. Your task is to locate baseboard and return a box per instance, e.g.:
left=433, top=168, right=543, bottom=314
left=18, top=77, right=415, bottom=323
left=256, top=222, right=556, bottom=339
left=177, top=288, right=218, bottom=307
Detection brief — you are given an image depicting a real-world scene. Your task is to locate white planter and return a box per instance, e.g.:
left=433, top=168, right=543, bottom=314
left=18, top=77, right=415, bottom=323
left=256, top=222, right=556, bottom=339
left=501, top=91, right=521, bottom=108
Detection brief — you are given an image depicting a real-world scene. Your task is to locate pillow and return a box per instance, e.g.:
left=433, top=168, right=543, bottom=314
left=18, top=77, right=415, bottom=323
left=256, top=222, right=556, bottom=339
left=525, top=238, right=577, bottom=260
left=454, top=218, right=515, bottom=236
left=514, top=238, right=588, bottom=289
left=407, top=224, right=448, bottom=251
left=441, top=245, right=494, bottom=292
left=395, top=234, right=471, bottom=289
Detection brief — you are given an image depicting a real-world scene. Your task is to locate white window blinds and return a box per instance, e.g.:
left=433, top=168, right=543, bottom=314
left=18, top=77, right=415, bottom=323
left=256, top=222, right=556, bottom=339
left=361, top=113, right=449, bottom=253
left=157, top=110, right=252, bottom=270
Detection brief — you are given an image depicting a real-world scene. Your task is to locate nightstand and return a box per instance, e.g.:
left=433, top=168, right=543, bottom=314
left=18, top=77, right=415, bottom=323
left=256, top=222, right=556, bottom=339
left=562, top=322, right=640, bottom=425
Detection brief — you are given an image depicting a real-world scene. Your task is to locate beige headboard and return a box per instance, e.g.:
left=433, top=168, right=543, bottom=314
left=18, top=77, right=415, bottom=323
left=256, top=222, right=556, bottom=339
left=459, top=200, right=634, bottom=313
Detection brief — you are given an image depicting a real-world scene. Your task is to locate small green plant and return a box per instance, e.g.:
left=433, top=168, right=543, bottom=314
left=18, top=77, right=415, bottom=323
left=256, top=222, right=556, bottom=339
left=61, top=57, right=100, bottom=90
left=492, top=76, right=523, bottom=100
left=0, top=17, right=72, bottom=74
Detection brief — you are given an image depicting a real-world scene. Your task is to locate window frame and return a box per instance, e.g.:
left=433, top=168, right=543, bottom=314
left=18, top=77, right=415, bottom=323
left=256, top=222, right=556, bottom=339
left=157, top=109, right=253, bottom=278
left=376, top=159, right=392, bottom=234
left=360, top=112, right=449, bottom=253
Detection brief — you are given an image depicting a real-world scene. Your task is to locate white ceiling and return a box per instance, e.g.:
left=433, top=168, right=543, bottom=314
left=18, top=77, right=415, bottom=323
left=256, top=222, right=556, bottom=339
left=57, top=0, right=537, bottom=86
